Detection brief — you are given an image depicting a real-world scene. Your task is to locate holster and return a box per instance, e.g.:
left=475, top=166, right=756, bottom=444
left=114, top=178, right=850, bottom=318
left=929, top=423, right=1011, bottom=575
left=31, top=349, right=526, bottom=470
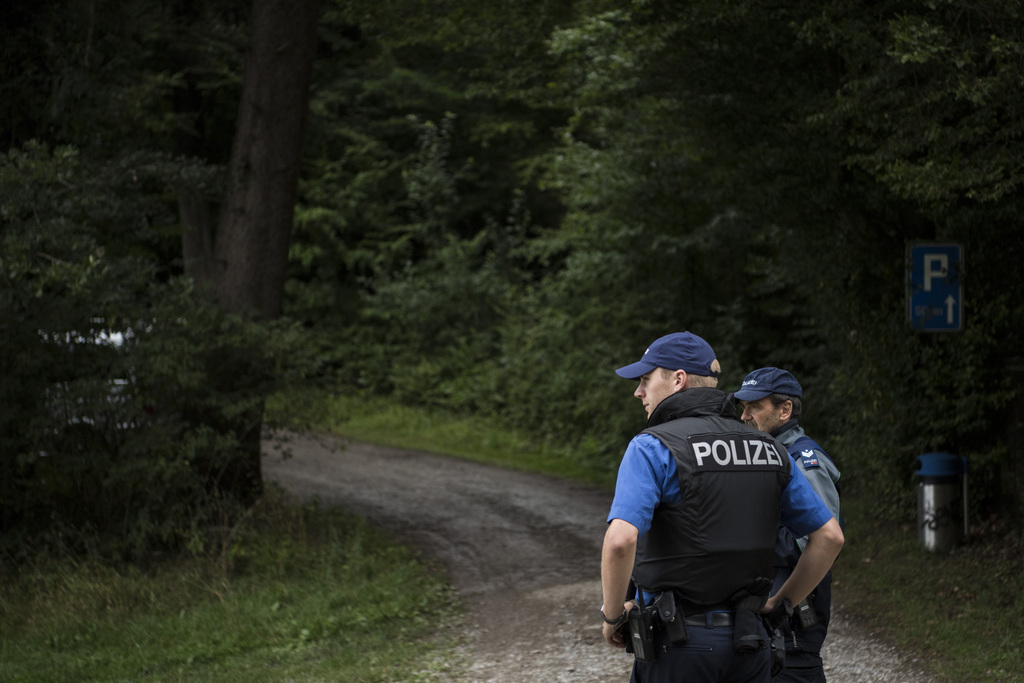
left=763, top=599, right=793, bottom=676
left=733, top=609, right=765, bottom=655
left=730, top=579, right=770, bottom=656
left=653, top=591, right=688, bottom=646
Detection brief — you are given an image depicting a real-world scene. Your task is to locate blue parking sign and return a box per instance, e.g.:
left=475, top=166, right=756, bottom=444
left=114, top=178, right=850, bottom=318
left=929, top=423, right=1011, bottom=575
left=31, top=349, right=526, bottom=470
left=907, top=243, right=963, bottom=332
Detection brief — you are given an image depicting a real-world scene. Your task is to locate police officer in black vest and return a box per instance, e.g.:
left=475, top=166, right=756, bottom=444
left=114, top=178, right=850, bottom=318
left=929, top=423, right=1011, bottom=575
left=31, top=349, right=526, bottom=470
left=601, top=333, right=844, bottom=683
left=735, top=368, right=842, bottom=683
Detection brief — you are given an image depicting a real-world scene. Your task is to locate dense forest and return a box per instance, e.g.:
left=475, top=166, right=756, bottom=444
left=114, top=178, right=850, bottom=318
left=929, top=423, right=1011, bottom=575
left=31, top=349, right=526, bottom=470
left=3, top=0, right=1023, bottom=561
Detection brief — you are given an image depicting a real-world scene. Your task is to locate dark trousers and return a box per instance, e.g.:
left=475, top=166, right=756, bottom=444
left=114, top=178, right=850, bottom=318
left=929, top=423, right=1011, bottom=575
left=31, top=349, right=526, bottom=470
left=774, top=573, right=831, bottom=682
left=772, top=660, right=826, bottom=683
left=629, top=617, right=771, bottom=683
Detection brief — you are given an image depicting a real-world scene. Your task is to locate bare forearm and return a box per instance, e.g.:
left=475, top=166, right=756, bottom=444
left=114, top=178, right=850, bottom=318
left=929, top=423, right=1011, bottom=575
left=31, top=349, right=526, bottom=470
left=600, top=519, right=639, bottom=647
left=601, top=553, right=633, bottom=618
left=601, top=519, right=638, bottom=614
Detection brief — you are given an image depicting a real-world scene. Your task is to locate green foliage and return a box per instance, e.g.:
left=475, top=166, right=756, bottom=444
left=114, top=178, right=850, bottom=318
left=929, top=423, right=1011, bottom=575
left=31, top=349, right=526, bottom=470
left=0, top=491, right=454, bottom=682
left=295, top=66, right=555, bottom=409
left=1, top=143, right=176, bottom=556
left=5, top=0, right=1024, bottom=564
left=782, top=1, right=1024, bottom=521
left=802, top=0, right=1024, bottom=208
left=0, top=0, right=327, bottom=562
left=288, top=0, right=574, bottom=404
left=0, top=0, right=248, bottom=158
left=0, top=143, right=316, bottom=562
left=534, top=0, right=1024, bottom=525
left=506, top=1, right=836, bottom=452
left=284, top=0, right=1024, bottom=529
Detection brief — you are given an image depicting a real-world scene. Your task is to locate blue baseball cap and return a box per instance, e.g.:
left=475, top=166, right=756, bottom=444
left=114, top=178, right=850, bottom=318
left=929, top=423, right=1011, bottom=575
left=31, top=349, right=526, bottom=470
left=615, top=332, right=719, bottom=380
left=734, top=367, right=803, bottom=401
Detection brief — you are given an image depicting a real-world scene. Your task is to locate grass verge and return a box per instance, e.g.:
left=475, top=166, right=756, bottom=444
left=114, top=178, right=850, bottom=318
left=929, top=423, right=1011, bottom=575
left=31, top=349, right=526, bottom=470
left=0, top=488, right=456, bottom=683
left=266, top=388, right=617, bottom=487
left=832, top=494, right=1023, bottom=682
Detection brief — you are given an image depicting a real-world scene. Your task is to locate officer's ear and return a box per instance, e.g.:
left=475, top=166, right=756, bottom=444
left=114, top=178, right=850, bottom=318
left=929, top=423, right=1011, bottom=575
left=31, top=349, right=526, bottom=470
left=674, top=369, right=688, bottom=391
left=779, top=399, right=794, bottom=421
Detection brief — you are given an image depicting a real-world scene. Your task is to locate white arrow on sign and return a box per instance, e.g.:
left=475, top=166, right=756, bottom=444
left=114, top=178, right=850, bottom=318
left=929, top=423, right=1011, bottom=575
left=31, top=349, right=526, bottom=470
left=945, top=295, right=956, bottom=324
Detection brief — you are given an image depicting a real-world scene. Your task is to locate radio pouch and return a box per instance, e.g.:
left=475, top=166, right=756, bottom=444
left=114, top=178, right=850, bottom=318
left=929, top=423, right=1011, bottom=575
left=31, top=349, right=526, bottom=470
left=653, top=591, right=688, bottom=646
left=627, top=606, right=659, bottom=663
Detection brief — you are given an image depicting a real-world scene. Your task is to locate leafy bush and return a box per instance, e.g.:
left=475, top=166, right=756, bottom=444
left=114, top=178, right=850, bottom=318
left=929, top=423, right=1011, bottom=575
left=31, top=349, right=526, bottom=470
left=1, top=143, right=315, bottom=562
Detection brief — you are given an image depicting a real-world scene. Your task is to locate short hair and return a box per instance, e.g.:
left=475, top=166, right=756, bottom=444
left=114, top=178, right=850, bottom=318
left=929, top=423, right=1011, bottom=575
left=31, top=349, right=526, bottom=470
left=769, top=393, right=801, bottom=419
left=687, top=374, right=719, bottom=389
left=658, top=366, right=720, bottom=389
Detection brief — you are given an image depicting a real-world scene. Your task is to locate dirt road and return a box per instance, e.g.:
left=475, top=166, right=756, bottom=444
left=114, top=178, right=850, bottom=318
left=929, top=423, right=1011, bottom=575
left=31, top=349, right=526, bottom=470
left=262, top=430, right=933, bottom=682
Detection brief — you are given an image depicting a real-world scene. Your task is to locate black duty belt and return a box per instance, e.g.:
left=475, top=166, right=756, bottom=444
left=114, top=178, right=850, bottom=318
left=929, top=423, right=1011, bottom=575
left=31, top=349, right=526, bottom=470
left=684, top=611, right=735, bottom=627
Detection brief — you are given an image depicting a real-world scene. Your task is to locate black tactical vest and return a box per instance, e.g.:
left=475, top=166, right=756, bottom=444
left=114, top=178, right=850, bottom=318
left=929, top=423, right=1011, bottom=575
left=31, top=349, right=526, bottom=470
left=632, top=389, right=791, bottom=606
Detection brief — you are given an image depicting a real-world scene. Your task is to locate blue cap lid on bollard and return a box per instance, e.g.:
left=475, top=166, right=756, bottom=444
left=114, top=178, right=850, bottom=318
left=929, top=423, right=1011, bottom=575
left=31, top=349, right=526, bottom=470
left=916, top=452, right=968, bottom=477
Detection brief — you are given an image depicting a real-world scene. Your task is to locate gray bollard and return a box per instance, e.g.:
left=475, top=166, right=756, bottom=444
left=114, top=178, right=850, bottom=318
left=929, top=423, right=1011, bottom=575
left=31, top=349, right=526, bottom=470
left=915, top=452, right=969, bottom=552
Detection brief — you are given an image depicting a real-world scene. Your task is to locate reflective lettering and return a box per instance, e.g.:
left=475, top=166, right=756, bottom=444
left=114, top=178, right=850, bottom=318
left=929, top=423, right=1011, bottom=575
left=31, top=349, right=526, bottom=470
left=690, top=436, right=786, bottom=470
left=693, top=441, right=712, bottom=466
left=730, top=440, right=746, bottom=465
left=750, top=440, right=766, bottom=465
left=712, top=440, right=731, bottom=465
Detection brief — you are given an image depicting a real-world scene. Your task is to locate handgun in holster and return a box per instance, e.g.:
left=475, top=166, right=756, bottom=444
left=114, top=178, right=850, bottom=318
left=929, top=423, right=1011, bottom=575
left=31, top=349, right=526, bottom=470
left=730, top=578, right=771, bottom=656
left=762, top=598, right=793, bottom=677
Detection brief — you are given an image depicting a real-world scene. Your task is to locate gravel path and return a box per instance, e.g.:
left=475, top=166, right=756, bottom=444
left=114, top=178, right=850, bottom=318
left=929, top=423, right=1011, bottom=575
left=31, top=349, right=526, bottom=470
left=261, top=430, right=934, bottom=682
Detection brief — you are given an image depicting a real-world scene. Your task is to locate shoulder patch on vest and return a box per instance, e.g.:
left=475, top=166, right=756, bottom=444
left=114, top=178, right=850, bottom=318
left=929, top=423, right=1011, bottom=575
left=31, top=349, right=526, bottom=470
left=800, top=449, right=820, bottom=469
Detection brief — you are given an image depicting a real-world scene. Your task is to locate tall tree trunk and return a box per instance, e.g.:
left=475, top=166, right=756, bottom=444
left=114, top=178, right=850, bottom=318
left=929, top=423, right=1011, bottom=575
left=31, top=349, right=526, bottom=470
left=216, top=0, right=321, bottom=319
left=209, top=0, right=321, bottom=500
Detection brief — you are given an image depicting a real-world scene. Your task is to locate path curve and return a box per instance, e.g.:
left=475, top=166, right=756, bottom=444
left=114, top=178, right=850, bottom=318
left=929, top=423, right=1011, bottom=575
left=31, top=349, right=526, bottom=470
left=261, top=430, right=932, bottom=682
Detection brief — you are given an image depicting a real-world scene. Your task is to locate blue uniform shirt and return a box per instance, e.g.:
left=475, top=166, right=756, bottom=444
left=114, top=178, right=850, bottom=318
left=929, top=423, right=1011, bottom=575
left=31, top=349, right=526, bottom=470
left=608, top=433, right=834, bottom=539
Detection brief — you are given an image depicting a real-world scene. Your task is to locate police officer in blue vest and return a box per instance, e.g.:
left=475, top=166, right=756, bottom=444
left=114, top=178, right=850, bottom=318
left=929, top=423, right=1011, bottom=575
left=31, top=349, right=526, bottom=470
left=601, top=333, right=844, bottom=683
left=735, top=367, right=842, bottom=683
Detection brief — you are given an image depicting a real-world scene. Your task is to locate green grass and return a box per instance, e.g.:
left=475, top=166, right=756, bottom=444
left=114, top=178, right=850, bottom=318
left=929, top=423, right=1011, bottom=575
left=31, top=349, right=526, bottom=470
left=831, top=495, right=1024, bottom=682
left=0, top=489, right=457, bottom=683
left=266, top=388, right=617, bottom=487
